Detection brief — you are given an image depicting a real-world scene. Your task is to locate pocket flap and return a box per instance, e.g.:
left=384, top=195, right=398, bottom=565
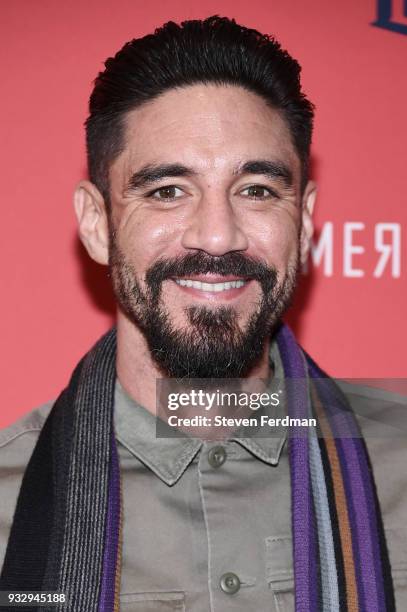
left=120, top=591, right=185, bottom=611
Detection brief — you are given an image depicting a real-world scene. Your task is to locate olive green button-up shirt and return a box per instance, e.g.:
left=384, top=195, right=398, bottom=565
left=1, top=341, right=407, bottom=611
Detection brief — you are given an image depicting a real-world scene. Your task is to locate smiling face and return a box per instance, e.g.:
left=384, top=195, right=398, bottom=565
left=76, top=83, right=315, bottom=378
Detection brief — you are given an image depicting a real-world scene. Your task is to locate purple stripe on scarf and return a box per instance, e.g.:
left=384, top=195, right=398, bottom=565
left=357, top=440, right=388, bottom=605
left=338, top=436, right=386, bottom=611
left=307, top=360, right=386, bottom=612
left=276, top=325, right=319, bottom=611
left=98, top=427, right=121, bottom=612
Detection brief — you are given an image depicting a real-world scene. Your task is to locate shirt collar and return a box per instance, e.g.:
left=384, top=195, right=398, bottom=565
left=231, top=338, right=287, bottom=466
left=114, top=336, right=288, bottom=485
left=115, top=382, right=202, bottom=486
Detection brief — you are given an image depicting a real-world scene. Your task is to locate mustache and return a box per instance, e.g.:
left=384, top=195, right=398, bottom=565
left=145, top=251, right=278, bottom=295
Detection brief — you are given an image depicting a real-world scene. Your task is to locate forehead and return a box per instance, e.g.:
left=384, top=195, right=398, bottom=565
left=111, top=83, right=300, bottom=182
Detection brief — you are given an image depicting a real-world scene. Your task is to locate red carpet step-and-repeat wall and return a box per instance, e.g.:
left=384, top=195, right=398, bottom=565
left=1, top=0, right=406, bottom=427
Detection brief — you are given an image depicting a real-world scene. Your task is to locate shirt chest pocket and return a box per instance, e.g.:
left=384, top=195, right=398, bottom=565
left=119, top=591, right=185, bottom=611
left=265, top=535, right=294, bottom=612
left=266, top=528, right=407, bottom=612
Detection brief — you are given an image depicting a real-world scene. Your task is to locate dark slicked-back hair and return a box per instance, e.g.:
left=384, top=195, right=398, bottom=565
left=86, top=15, right=314, bottom=202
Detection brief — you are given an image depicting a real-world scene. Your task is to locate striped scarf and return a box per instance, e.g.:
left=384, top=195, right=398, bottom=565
left=0, top=324, right=395, bottom=611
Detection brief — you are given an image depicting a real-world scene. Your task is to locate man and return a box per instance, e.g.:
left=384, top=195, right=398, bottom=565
left=0, top=15, right=406, bottom=612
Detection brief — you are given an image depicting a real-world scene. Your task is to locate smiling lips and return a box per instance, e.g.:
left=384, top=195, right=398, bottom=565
left=173, top=275, right=250, bottom=297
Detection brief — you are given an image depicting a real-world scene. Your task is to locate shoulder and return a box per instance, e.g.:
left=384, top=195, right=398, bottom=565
left=0, top=401, right=53, bottom=450
left=337, top=380, right=407, bottom=601
left=0, top=399, right=54, bottom=481
left=336, top=380, right=407, bottom=476
left=0, top=400, right=54, bottom=500
left=336, top=379, right=407, bottom=524
left=0, top=401, right=54, bottom=568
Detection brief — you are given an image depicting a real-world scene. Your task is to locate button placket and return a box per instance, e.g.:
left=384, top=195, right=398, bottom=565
left=200, top=443, right=249, bottom=609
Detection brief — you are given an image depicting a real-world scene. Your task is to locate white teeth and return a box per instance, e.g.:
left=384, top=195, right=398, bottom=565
left=175, top=279, right=246, bottom=292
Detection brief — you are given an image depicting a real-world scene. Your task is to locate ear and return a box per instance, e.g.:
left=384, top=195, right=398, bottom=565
left=74, top=180, right=109, bottom=265
left=299, top=180, right=317, bottom=266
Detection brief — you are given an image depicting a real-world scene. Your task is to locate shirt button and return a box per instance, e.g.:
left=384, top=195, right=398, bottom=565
left=208, top=445, right=227, bottom=468
left=220, top=572, right=241, bottom=594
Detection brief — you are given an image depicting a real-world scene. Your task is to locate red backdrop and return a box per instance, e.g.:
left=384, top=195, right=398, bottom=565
left=1, top=0, right=406, bottom=427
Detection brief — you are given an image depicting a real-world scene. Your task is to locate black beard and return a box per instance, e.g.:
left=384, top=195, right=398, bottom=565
left=109, top=246, right=299, bottom=378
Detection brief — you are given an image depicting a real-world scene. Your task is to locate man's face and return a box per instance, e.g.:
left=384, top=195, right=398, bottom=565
left=99, top=84, right=313, bottom=377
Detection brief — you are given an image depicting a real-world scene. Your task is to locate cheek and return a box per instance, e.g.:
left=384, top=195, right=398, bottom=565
left=248, top=211, right=300, bottom=270
left=116, top=210, right=182, bottom=273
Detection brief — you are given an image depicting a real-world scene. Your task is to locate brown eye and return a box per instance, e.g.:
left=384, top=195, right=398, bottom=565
left=241, top=185, right=275, bottom=199
left=157, top=187, right=176, bottom=198
left=149, top=186, right=184, bottom=200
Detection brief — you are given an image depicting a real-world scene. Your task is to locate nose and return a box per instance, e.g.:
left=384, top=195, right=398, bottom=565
left=181, top=192, right=249, bottom=256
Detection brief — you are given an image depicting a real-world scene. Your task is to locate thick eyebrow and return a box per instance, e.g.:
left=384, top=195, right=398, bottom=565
left=125, top=158, right=293, bottom=193
left=236, top=159, right=293, bottom=188
left=126, top=163, right=197, bottom=191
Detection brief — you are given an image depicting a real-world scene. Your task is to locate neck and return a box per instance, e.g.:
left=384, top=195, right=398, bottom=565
left=115, top=310, right=272, bottom=415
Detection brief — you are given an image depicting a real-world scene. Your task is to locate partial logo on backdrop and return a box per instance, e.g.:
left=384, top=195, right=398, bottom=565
left=372, top=0, right=407, bottom=35
left=304, top=222, right=402, bottom=278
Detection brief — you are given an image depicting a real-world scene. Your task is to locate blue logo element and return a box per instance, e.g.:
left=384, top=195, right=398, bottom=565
left=372, top=0, right=407, bottom=35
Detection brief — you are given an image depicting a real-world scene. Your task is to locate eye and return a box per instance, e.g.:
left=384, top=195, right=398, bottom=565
left=240, top=185, right=278, bottom=200
left=148, top=185, right=184, bottom=201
